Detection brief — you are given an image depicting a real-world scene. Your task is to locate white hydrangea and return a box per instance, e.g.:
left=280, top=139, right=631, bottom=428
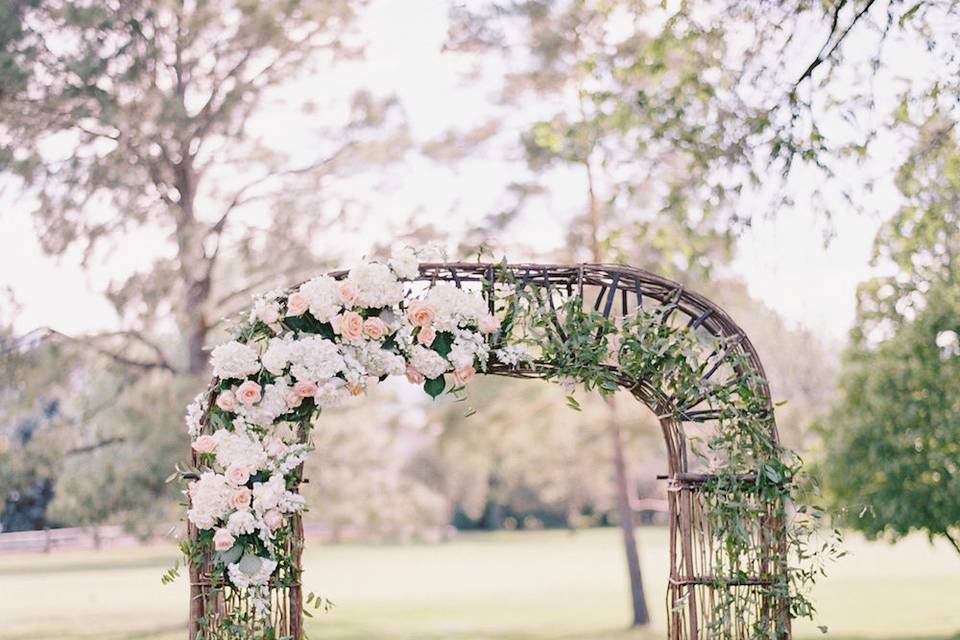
left=289, top=336, right=345, bottom=383
left=426, top=282, right=489, bottom=331
left=226, top=510, right=258, bottom=536
left=347, top=262, right=404, bottom=308
left=298, top=276, right=341, bottom=322
left=338, top=344, right=367, bottom=385
left=237, top=382, right=290, bottom=426
left=261, top=336, right=294, bottom=376
left=314, top=378, right=350, bottom=409
left=270, top=443, right=312, bottom=475
left=211, top=341, right=261, bottom=379
left=213, top=430, right=268, bottom=474
left=187, top=472, right=234, bottom=530
left=495, top=345, right=534, bottom=367
left=252, top=474, right=305, bottom=514
left=227, top=557, right=278, bottom=590
left=409, top=345, right=449, bottom=379
left=354, top=341, right=407, bottom=377
left=388, top=247, right=420, bottom=280
left=185, top=393, right=207, bottom=438
left=449, top=331, right=485, bottom=370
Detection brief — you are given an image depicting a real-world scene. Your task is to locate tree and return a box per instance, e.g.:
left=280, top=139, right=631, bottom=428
left=820, top=283, right=960, bottom=554
left=821, top=116, right=960, bottom=555
left=853, top=114, right=960, bottom=341
left=0, top=0, right=406, bottom=374
left=0, top=0, right=408, bottom=530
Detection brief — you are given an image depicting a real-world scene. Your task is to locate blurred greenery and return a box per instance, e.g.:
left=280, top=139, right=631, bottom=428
left=820, top=115, right=960, bottom=556
left=0, top=529, right=957, bottom=640
left=2, top=0, right=960, bottom=633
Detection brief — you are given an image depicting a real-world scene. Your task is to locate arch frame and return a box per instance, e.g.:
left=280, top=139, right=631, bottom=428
left=184, top=261, right=796, bottom=640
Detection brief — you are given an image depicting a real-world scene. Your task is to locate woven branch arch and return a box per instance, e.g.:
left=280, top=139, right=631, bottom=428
left=185, top=261, right=796, bottom=640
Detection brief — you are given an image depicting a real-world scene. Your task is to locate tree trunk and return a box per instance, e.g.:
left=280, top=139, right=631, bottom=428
left=579, top=123, right=650, bottom=626
left=608, top=401, right=650, bottom=626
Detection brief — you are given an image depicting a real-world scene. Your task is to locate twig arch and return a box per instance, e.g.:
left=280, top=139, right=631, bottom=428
left=184, top=261, right=798, bottom=640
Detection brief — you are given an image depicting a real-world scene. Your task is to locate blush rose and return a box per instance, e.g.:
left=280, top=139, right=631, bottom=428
left=286, top=292, right=309, bottom=316
left=236, top=380, right=262, bottom=405
left=407, top=301, right=436, bottom=327
left=213, top=528, right=235, bottom=551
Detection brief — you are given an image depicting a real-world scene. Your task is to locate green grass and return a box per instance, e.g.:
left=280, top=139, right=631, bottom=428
left=0, top=528, right=957, bottom=640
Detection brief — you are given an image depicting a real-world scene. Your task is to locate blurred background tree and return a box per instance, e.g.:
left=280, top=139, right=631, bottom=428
left=820, top=114, right=960, bottom=556
left=0, top=3, right=958, bottom=629
left=0, top=0, right=410, bottom=532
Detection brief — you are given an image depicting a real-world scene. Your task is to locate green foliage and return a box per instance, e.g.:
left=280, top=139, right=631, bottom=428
left=855, top=115, right=960, bottom=341
left=493, top=278, right=835, bottom=636
left=423, top=376, right=447, bottom=399
left=821, top=283, right=960, bottom=555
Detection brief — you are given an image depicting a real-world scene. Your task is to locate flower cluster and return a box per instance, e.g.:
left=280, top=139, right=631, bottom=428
left=183, top=249, right=500, bottom=618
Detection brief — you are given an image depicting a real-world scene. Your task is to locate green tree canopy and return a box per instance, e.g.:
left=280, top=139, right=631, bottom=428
left=821, top=283, right=960, bottom=554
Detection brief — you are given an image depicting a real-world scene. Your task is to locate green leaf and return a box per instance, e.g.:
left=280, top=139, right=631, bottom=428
left=215, top=544, right=243, bottom=566
left=432, top=331, right=454, bottom=357
left=238, top=553, right=262, bottom=575
left=565, top=395, right=582, bottom=411
left=423, top=376, right=446, bottom=399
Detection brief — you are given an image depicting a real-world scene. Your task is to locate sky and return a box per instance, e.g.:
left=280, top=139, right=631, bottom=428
left=0, top=0, right=899, bottom=343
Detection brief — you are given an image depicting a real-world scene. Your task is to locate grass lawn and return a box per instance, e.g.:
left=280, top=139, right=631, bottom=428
left=0, top=527, right=957, bottom=640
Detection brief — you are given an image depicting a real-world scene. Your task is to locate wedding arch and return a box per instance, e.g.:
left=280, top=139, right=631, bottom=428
left=177, top=255, right=822, bottom=640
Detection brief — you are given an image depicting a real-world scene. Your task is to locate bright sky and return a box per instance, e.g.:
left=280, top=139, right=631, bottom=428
left=0, top=0, right=907, bottom=343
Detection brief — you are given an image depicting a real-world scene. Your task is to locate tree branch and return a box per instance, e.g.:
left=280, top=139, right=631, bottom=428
left=209, top=262, right=322, bottom=313
left=792, top=0, right=877, bottom=95
left=201, top=141, right=355, bottom=280
left=35, top=328, right=176, bottom=373
left=66, top=436, right=126, bottom=457
left=943, top=529, right=960, bottom=557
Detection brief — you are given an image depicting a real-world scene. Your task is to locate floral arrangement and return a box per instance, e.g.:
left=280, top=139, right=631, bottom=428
left=180, top=248, right=502, bottom=625
left=176, top=257, right=836, bottom=640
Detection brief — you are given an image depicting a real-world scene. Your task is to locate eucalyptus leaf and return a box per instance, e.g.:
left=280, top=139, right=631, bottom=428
left=238, top=553, right=262, bottom=575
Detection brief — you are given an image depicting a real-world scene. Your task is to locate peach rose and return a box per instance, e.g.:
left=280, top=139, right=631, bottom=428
left=417, top=325, right=436, bottom=346
left=336, top=311, right=364, bottom=341
left=215, top=390, right=237, bottom=412
left=264, top=437, right=288, bottom=458
left=286, top=291, right=309, bottom=316
left=263, top=510, right=284, bottom=531
left=256, top=302, right=280, bottom=324
left=347, top=382, right=365, bottom=396
left=363, top=317, right=388, bottom=340
left=213, top=528, right=235, bottom=551
left=225, top=464, right=250, bottom=487
left=284, top=389, right=303, bottom=409
left=231, top=487, right=252, bottom=510
left=407, top=300, right=436, bottom=327
left=187, top=482, right=198, bottom=499
left=478, top=314, right=500, bottom=334
left=337, top=281, right=359, bottom=306
left=405, top=364, right=425, bottom=384
left=192, top=434, right=218, bottom=454
left=453, top=366, right=477, bottom=385
left=293, top=380, right=318, bottom=398
left=236, top=380, right=262, bottom=405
